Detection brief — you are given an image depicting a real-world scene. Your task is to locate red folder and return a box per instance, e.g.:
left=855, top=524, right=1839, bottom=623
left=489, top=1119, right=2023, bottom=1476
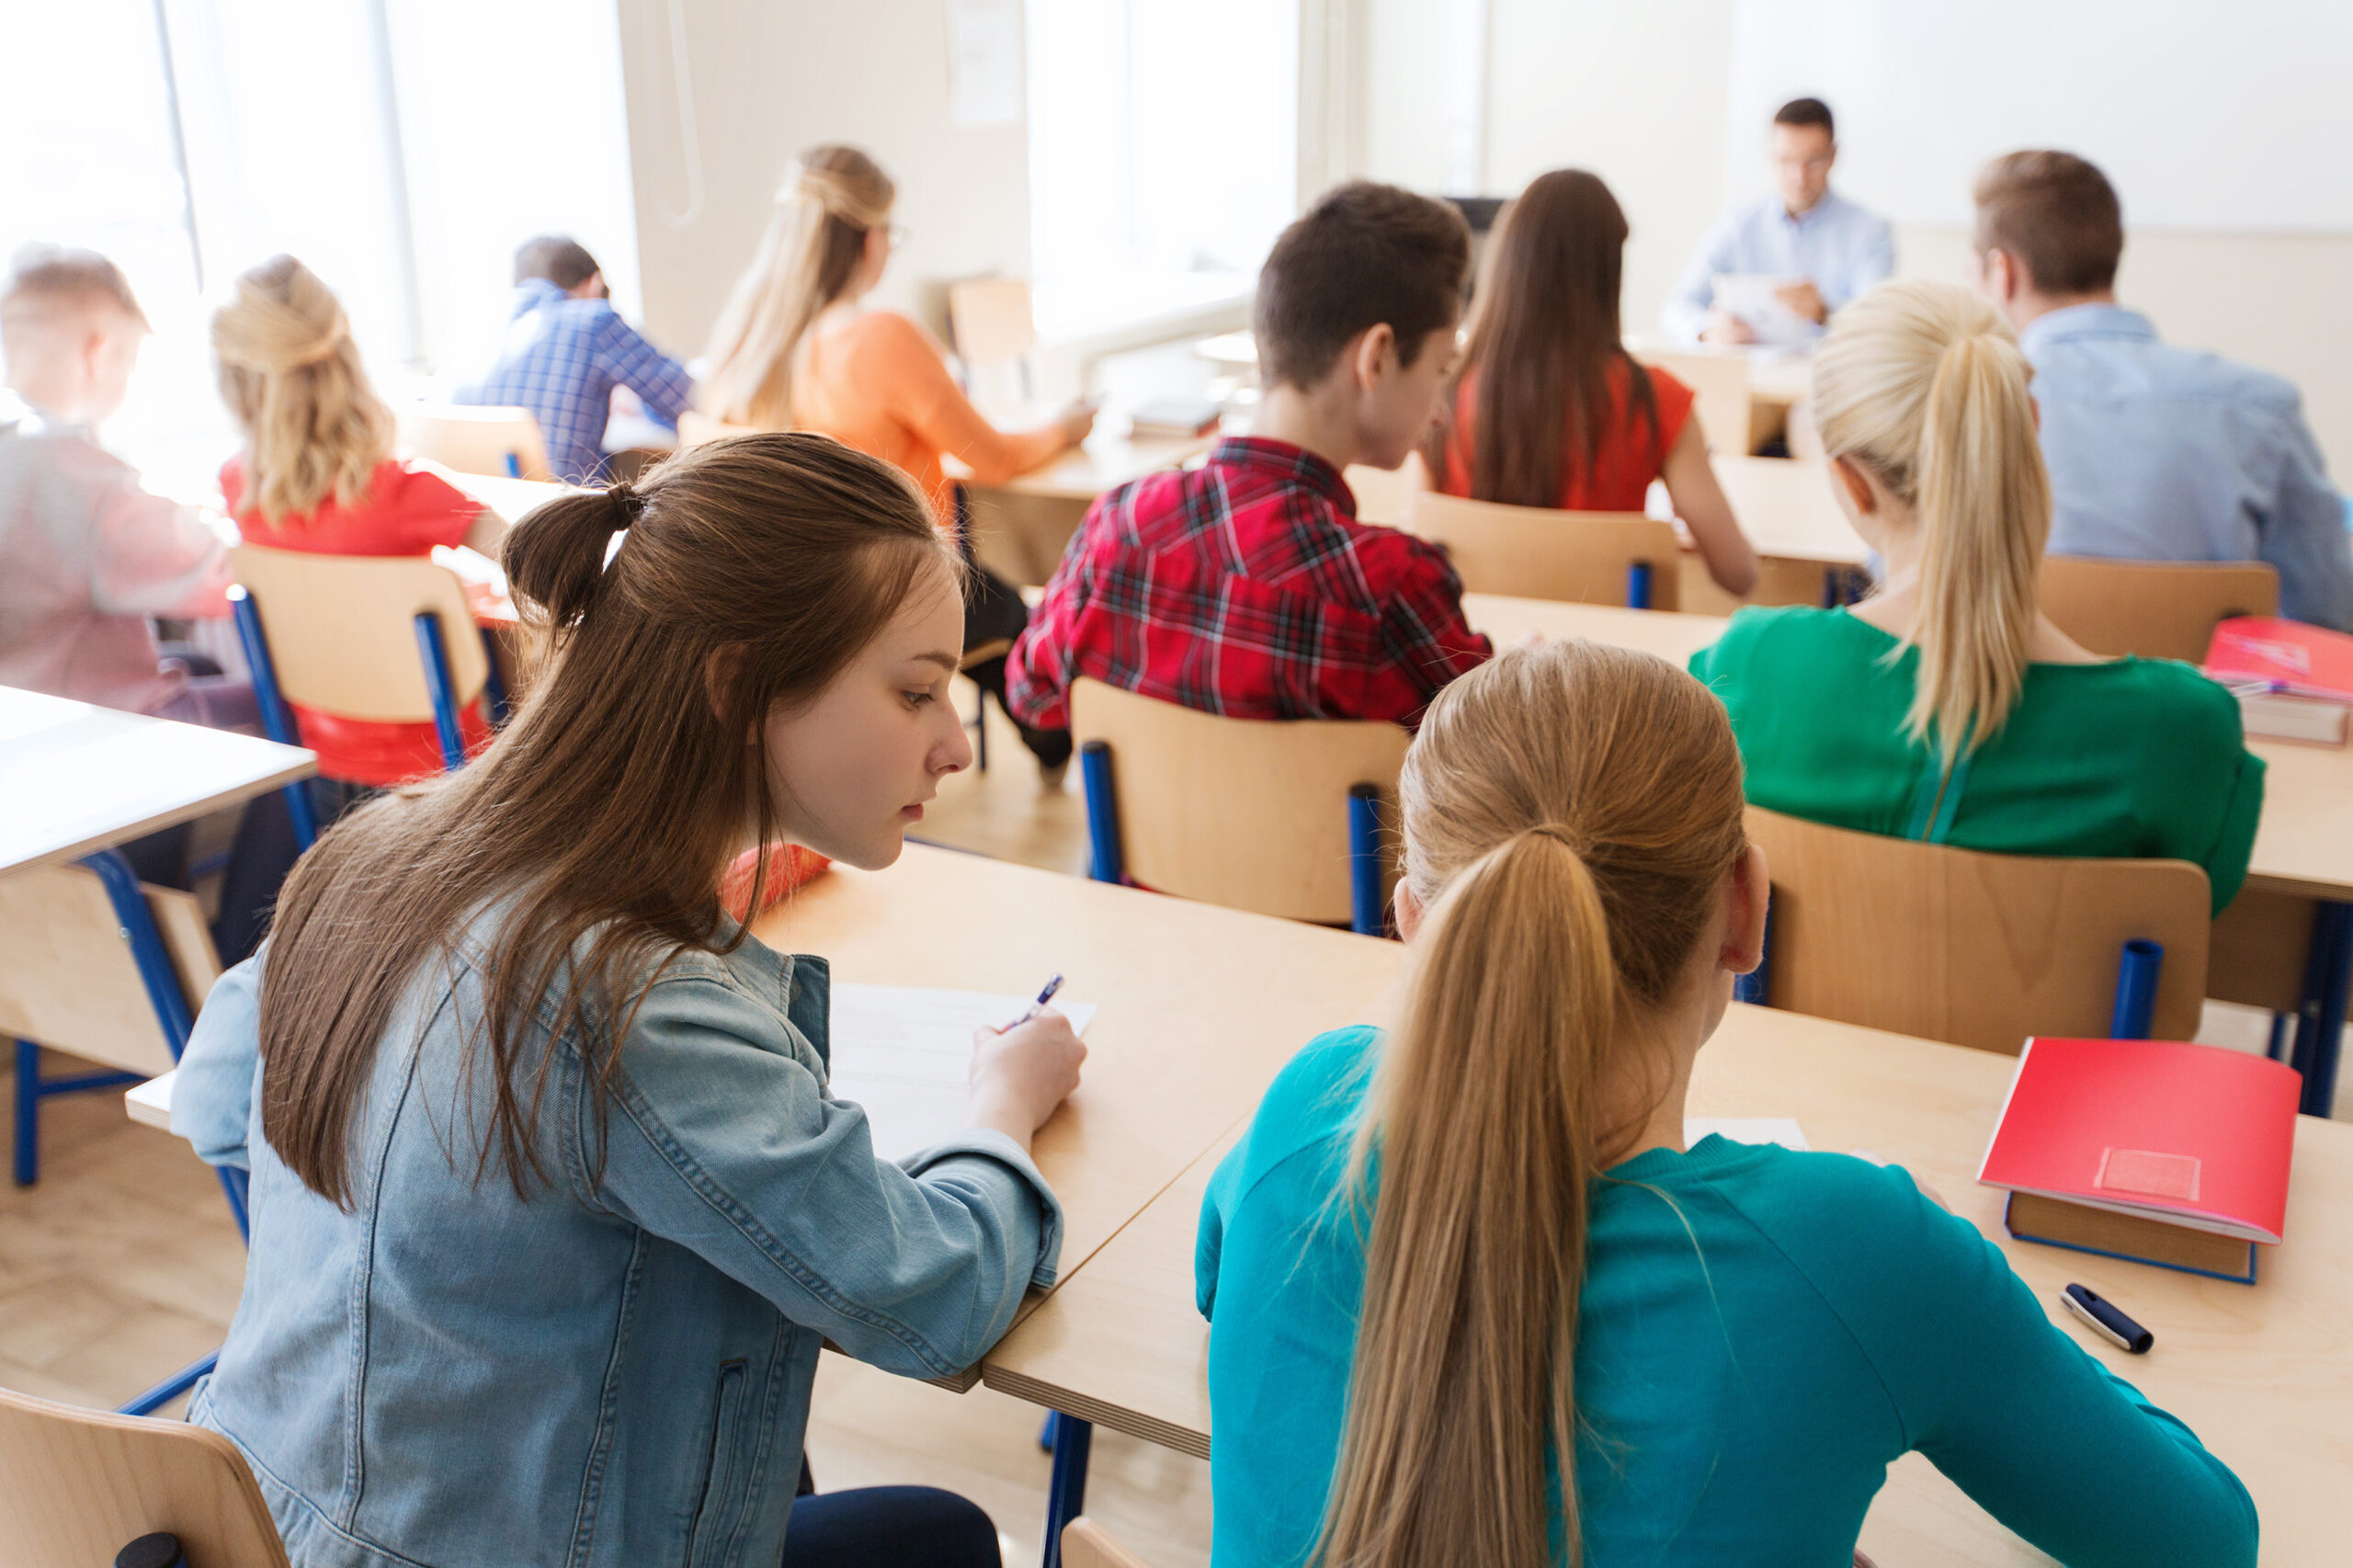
left=2205, top=615, right=2353, bottom=702
left=1977, top=1037, right=2300, bottom=1245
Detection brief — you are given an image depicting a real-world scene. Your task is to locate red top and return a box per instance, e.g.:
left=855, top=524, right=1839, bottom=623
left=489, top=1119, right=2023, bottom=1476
left=1005, top=437, right=1492, bottom=731
left=1435, top=359, right=1695, bottom=513
left=223, top=456, right=494, bottom=785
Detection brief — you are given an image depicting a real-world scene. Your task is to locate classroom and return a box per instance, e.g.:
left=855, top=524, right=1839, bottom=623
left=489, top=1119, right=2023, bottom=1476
left=4, top=1, right=2350, bottom=1564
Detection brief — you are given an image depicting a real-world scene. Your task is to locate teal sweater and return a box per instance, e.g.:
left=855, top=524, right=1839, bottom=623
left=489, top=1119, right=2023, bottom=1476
left=1196, top=1027, right=2256, bottom=1567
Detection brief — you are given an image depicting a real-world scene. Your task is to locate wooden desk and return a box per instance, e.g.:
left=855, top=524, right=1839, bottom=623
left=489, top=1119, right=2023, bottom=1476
left=0, top=687, right=315, bottom=876
left=1711, top=453, right=1867, bottom=569
left=960, top=430, right=1218, bottom=586
left=447, top=472, right=585, bottom=523
left=983, top=1002, right=2353, bottom=1566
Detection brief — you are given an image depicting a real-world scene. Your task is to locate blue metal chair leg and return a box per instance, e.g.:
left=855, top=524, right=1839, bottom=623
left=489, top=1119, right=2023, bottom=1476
left=1732, top=901, right=1773, bottom=1006
left=13, top=1038, right=36, bottom=1187
left=414, top=611, right=468, bottom=772
left=230, top=586, right=317, bottom=848
left=1626, top=560, right=1653, bottom=609
left=2290, top=900, right=2352, bottom=1118
left=119, top=1351, right=220, bottom=1417
left=479, top=627, right=510, bottom=726
left=1080, top=741, right=1122, bottom=885
left=1038, top=1409, right=1059, bottom=1452
left=2109, top=939, right=2164, bottom=1040
left=1039, top=1414, right=1093, bottom=1568
left=1347, top=784, right=1385, bottom=937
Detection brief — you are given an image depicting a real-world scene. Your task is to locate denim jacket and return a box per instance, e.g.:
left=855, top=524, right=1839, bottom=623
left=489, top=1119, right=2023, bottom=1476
left=172, top=915, right=1062, bottom=1568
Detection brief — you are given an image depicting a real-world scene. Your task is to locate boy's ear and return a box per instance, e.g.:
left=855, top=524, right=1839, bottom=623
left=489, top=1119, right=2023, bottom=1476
left=1351, top=323, right=1398, bottom=389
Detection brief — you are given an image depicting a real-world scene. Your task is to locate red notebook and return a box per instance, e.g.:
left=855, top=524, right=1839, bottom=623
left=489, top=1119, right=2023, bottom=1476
left=1978, top=1037, right=2300, bottom=1246
left=2205, top=616, right=2353, bottom=702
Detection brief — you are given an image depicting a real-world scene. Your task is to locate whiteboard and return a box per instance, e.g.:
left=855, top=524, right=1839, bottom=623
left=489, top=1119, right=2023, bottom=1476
left=1727, top=0, right=2353, bottom=232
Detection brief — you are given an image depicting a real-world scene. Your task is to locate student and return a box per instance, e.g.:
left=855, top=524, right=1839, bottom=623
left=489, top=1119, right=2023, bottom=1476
left=0, top=244, right=242, bottom=722
left=1424, top=169, right=1758, bottom=597
left=213, top=255, right=506, bottom=788
left=170, top=432, right=1085, bottom=1568
left=1688, top=280, right=2263, bottom=914
left=1664, top=97, right=1895, bottom=346
left=457, top=235, right=696, bottom=484
left=1973, top=150, right=2353, bottom=631
left=1198, top=638, right=2258, bottom=1568
left=702, top=144, right=1093, bottom=775
left=1006, top=182, right=1492, bottom=732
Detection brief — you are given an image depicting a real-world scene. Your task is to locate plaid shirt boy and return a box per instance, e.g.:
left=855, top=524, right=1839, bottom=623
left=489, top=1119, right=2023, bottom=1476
left=1006, top=437, right=1491, bottom=730
left=457, top=279, right=694, bottom=483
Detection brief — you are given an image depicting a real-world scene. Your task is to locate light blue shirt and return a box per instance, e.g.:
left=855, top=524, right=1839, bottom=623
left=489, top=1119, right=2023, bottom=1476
left=1662, top=190, right=1895, bottom=343
left=2021, top=303, right=2353, bottom=631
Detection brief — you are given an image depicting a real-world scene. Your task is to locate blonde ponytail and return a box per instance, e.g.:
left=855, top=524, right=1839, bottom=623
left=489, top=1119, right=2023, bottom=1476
left=700, top=145, right=895, bottom=428
left=211, top=255, right=393, bottom=525
left=1812, top=279, right=2051, bottom=760
left=1319, top=640, right=1747, bottom=1568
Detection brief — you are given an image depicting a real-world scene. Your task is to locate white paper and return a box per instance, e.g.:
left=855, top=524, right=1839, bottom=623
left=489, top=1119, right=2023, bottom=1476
left=1711, top=273, right=1818, bottom=347
left=1685, top=1116, right=1809, bottom=1151
left=947, top=0, right=1025, bottom=129
left=827, top=983, right=1097, bottom=1162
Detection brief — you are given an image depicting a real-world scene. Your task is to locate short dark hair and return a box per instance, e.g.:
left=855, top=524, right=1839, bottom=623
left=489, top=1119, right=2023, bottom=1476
left=1254, top=181, right=1469, bottom=390
left=1973, top=150, right=2124, bottom=295
left=515, top=236, right=601, bottom=290
left=1773, top=97, right=1835, bottom=138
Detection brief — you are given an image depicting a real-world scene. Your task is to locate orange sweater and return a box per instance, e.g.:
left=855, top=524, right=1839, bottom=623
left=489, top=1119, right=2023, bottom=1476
left=790, top=310, right=1063, bottom=527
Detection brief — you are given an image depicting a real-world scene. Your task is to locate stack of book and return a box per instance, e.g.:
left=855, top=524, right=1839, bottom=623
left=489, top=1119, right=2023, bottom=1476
left=2206, top=616, right=2352, bottom=744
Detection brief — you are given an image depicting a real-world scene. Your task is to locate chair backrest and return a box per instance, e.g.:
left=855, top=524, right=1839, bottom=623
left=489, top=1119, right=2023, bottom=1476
left=1744, top=806, right=2211, bottom=1054
left=1638, top=348, right=1751, bottom=456
left=0, top=864, right=218, bottom=1076
left=397, top=403, right=553, bottom=483
left=0, top=1385, right=291, bottom=1568
left=232, top=544, right=488, bottom=722
left=676, top=409, right=763, bottom=450
left=1403, top=491, right=1684, bottom=609
left=1062, top=1517, right=1158, bottom=1568
left=2040, top=557, right=2280, bottom=665
left=1070, top=678, right=1408, bottom=925
left=947, top=275, right=1038, bottom=367
left=1343, top=462, right=1415, bottom=526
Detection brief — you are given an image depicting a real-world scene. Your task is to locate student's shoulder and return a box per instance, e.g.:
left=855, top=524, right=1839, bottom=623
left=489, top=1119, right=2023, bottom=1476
left=842, top=309, right=941, bottom=363
left=387, top=459, right=485, bottom=517
left=1704, top=1145, right=1978, bottom=1286
left=1236, top=1026, right=1381, bottom=1174
left=2096, top=657, right=2250, bottom=747
left=1689, top=603, right=1857, bottom=676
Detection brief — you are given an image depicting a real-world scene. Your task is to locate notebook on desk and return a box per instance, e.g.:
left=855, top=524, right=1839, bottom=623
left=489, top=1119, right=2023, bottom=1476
left=828, top=984, right=1099, bottom=1163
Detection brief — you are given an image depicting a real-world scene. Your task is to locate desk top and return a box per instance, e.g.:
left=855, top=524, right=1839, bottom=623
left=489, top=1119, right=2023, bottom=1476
left=957, top=429, right=1220, bottom=503
left=450, top=473, right=586, bottom=523
left=1711, top=453, right=1867, bottom=567
left=983, top=999, right=2353, bottom=1564
left=0, top=687, right=316, bottom=876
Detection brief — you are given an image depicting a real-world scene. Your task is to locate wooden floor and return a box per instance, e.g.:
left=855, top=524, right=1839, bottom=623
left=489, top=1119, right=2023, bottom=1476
left=0, top=684, right=2330, bottom=1567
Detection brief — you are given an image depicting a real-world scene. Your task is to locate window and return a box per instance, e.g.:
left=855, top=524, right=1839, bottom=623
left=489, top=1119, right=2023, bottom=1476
left=1024, top=0, right=1300, bottom=339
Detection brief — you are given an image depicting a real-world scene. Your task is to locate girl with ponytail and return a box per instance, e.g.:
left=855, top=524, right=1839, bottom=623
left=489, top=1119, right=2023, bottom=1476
left=1689, top=278, right=2262, bottom=914
left=172, top=433, right=1085, bottom=1568
left=212, top=254, right=506, bottom=786
left=1199, top=639, right=2256, bottom=1567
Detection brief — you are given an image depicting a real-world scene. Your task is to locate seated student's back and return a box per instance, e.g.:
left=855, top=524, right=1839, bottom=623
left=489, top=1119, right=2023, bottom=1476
left=213, top=256, right=505, bottom=787
left=1199, top=641, right=2257, bottom=1568
left=1688, top=279, right=2263, bottom=913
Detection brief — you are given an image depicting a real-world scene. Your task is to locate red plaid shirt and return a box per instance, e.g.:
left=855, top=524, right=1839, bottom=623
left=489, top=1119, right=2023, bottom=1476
left=1006, top=437, right=1492, bottom=729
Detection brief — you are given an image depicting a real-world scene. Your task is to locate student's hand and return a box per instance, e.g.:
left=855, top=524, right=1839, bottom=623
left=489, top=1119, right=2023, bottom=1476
left=1057, top=397, right=1101, bottom=449
left=1774, top=279, right=1828, bottom=324
left=1699, top=304, right=1756, bottom=346
left=609, top=385, right=644, bottom=417
left=967, top=1010, right=1087, bottom=1149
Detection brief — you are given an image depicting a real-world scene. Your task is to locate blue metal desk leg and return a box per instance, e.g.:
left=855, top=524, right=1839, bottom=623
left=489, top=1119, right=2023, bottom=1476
left=1040, top=1415, right=1093, bottom=1568
left=2289, top=900, right=2352, bottom=1119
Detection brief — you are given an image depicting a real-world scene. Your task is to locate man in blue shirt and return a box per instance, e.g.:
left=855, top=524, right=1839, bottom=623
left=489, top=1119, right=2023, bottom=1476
left=1975, top=151, right=2353, bottom=631
left=1663, top=97, right=1894, bottom=346
left=457, top=237, right=695, bottom=484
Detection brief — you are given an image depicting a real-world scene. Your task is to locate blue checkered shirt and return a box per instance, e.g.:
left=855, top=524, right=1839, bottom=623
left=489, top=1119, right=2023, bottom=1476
left=457, top=280, right=695, bottom=483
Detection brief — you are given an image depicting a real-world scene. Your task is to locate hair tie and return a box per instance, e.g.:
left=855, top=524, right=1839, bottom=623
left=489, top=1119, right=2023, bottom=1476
left=284, top=314, right=348, bottom=368
left=1522, top=823, right=1589, bottom=857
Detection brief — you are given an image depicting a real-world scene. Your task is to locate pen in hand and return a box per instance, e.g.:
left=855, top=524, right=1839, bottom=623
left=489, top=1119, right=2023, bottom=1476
left=1003, top=973, right=1064, bottom=1031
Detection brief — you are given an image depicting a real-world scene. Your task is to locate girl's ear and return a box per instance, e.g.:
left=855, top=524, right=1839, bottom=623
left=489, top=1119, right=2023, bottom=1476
left=1393, top=879, right=1425, bottom=942
left=1829, top=454, right=1877, bottom=517
left=704, top=643, right=748, bottom=724
left=1722, top=843, right=1769, bottom=975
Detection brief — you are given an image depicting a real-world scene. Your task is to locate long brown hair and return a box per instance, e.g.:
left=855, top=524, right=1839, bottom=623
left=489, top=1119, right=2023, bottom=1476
left=1421, top=170, right=1655, bottom=508
left=256, top=433, right=956, bottom=1208
left=699, top=145, right=895, bottom=428
left=1318, top=640, right=1747, bottom=1568
left=211, top=255, right=396, bottom=523
left=1811, top=279, right=2051, bottom=761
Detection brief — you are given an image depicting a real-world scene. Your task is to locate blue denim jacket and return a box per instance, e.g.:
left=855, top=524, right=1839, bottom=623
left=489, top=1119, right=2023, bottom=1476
left=172, top=916, right=1062, bottom=1568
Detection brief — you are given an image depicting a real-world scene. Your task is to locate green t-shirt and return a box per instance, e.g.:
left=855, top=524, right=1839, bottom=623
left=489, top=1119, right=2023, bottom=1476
left=1197, top=1026, right=2258, bottom=1568
left=1687, top=607, right=2265, bottom=913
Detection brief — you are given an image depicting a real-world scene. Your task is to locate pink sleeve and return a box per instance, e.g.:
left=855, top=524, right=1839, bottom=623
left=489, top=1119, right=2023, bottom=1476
left=397, top=467, right=489, bottom=553
left=89, top=476, right=235, bottom=619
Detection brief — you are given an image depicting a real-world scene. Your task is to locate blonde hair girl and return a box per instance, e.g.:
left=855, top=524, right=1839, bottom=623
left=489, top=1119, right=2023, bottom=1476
left=212, top=255, right=397, bottom=525
left=1200, top=640, right=2256, bottom=1566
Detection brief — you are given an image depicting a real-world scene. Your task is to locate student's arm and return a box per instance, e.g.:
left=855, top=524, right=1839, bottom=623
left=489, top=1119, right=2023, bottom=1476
left=1661, top=415, right=1758, bottom=596
left=2254, top=405, right=2353, bottom=632
left=171, top=951, right=266, bottom=1171
left=871, top=312, right=1073, bottom=484
left=592, top=312, right=697, bottom=427
left=1820, top=1161, right=2257, bottom=1567
left=2186, top=695, right=2266, bottom=915
left=595, top=975, right=1063, bottom=1380
left=1371, top=537, right=1495, bottom=722
left=90, top=478, right=236, bottom=619
left=461, top=508, right=510, bottom=559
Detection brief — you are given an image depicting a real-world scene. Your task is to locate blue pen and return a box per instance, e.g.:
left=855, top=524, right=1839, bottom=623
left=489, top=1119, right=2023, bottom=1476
left=1006, top=973, right=1064, bottom=1029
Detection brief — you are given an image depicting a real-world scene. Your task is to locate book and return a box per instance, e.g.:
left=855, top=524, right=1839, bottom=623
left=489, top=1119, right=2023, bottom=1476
left=2205, top=615, right=2353, bottom=702
left=826, top=985, right=1098, bottom=1162
left=1977, top=1037, right=2302, bottom=1284
left=2229, top=686, right=2349, bottom=744
left=1128, top=396, right=1223, bottom=438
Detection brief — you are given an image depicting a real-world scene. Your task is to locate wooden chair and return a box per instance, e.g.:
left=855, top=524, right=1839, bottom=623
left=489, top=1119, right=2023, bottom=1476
left=1404, top=491, right=1683, bottom=609
left=0, top=1385, right=290, bottom=1567
left=230, top=545, right=494, bottom=798
left=1069, top=678, right=1408, bottom=932
left=1742, top=807, right=2211, bottom=1055
left=2040, top=557, right=2279, bottom=665
left=949, top=275, right=1039, bottom=408
left=1343, top=461, right=1415, bottom=526
left=397, top=403, right=553, bottom=483
left=1639, top=348, right=1753, bottom=456
left=1062, top=1517, right=1155, bottom=1568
